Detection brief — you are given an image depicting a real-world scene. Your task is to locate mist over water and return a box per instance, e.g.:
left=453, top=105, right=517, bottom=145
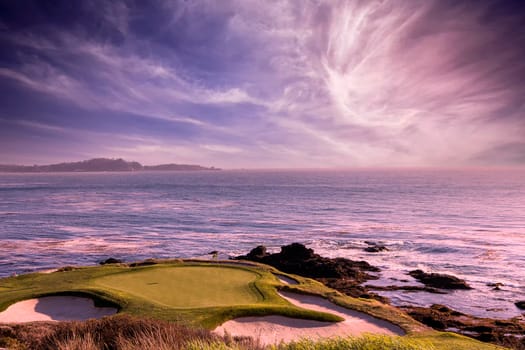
left=1, top=169, right=524, bottom=319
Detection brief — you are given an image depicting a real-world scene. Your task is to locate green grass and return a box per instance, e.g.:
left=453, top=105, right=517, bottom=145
left=0, top=261, right=510, bottom=350
left=272, top=335, right=434, bottom=350
left=408, top=331, right=506, bottom=350
left=95, top=266, right=262, bottom=308
left=0, top=262, right=342, bottom=327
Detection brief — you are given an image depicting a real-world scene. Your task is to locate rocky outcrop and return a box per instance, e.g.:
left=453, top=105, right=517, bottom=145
left=237, top=243, right=378, bottom=281
left=403, top=304, right=525, bottom=349
left=408, top=269, right=472, bottom=290
left=364, top=245, right=389, bottom=253
left=363, top=241, right=389, bottom=253
left=235, top=243, right=388, bottom=302
left=367, top=284, right=446, bottom=294
left=99, top=258, right=122, bottom=265
left=487, top=282, right=504, bottom=291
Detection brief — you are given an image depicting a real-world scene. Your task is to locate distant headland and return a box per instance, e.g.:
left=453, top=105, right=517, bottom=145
left=0, top=158, right=220, bottom=173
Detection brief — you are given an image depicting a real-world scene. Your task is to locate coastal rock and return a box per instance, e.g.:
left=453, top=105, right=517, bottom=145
left=99, top=258, right=122, bottom=265
left=487, top=282, right=504, bottom=291
left=408, top=269, right=472, bottom=290
left=245, top=245, right=268, bottom=259
left=236, top=243, right=385, bottom=302
left=366, top=284, right=446, bottom=294
left=364, top=245, right=389, bottom=253
left=515, top=301, right=525, bottom=310
left=403, top=304, right=525, bottom=349
left=363, top=241, right=389, bottom=253
left=237, top=243, right=378, bottom=280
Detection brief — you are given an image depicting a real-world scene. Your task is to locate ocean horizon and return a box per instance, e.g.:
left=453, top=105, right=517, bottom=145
left=1, top=168, right=524, bottom=319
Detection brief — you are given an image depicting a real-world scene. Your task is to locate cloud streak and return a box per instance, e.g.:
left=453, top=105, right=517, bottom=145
left=0, top=0, right=524, bottom=167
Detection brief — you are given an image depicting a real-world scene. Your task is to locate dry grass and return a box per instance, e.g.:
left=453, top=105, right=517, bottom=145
left=0, top=316, right=508, bottom=350
left=0, top=315, right=221, bottom=350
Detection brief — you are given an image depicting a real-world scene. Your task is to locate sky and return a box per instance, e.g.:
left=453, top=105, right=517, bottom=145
left=1, top=0, right=524, bottom=169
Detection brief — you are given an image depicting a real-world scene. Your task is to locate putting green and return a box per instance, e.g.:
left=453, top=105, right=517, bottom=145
left=95, top=266, right=262, bottom=308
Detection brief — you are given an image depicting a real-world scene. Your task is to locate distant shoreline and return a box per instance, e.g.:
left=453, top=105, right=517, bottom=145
left=0, top=157, right=220, bottom=173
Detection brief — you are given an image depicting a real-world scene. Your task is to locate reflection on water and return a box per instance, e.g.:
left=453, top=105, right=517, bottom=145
left=0, top=169, right=524, bottom=318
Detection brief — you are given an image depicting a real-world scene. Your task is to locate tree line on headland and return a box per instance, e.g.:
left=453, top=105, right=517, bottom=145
left=0, top=158, right=220, bottom=172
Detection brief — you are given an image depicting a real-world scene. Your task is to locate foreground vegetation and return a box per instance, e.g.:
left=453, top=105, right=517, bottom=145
left=0, top=260, right=509, bottom=349
left=0, top=315, right=504, bottom=350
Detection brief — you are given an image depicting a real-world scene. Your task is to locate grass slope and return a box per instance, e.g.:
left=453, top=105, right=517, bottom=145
left=0, top=260, right=508, bottom=350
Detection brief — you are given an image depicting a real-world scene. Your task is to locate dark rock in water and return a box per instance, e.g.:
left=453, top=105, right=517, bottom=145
left=237, top=243, right=378, bottom=280
left=408, top=269, right=471, bottom=290
left=318, top=277, right=390, bottom=304
left=487, top=282, right=504, bottom=291
left=422, top=316, right=447, bottom=330
left=403, top=304, right=525, bottom=349
left=236, top=243, right=385, bottom=302
left=515, top=301, right=525, bottom=310
left=100, top=258, right=122, bottom=265
left=366, top=284, right=446, bottom=294
left=245, top=245, right=268, bottom=259
left=465, top=325, right=494, bottom=333
left=364, top=245, right=389, bottom=253
left=280, top=242, right=315, bottom=259
left=364, top=241, right=389, bottom=253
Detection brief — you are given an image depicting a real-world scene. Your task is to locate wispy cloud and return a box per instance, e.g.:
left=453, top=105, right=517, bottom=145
left=0, top=0, right=524, bottom=167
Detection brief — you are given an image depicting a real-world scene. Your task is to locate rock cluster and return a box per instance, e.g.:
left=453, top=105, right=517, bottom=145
left=236, top=243, right=387, bottom=302
left=403, top=304, right=525, bottom=348
left=408, top=269, right=472, bottom=289
left=99, top=258, right=123, bottom=265
left=363, top=241, right=389, bottom=253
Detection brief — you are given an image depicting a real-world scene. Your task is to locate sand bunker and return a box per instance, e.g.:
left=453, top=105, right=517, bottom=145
left=274, top=274, right=298, bottom=285
left=214, top=291, right=404, bottom=345
left=0, top=296, right=117, bottom=323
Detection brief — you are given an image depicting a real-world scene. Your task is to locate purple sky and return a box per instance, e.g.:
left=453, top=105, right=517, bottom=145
left=1, top=1, right=524, bottom=168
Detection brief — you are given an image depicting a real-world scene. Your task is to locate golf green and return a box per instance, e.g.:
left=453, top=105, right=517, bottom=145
left=95, top=266, right=262, bottom=308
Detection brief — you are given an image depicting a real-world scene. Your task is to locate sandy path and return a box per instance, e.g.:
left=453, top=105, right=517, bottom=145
left=0, top=296, right=117, bottom=323
left=214, top=291, right=403, bottom=345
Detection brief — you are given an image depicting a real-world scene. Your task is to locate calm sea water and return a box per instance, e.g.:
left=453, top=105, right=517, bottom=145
left=0, top=169, right=524, bottom=318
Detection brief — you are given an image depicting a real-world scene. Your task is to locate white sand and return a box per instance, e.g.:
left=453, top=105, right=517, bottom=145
left=0, top=296, right=117, bottom=323
left=214, top=291, right=404, bottom=345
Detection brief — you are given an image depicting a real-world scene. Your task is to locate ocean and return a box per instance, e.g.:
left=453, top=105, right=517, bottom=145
left=0, top=169, right=524, bottom=319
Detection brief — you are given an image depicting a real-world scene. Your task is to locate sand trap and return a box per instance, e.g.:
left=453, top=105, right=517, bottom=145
left=0, top=296, right=117, bottom=323
left=214, top=291, right=404, bottom=345
left=274, top=274, right=298, bottom=285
